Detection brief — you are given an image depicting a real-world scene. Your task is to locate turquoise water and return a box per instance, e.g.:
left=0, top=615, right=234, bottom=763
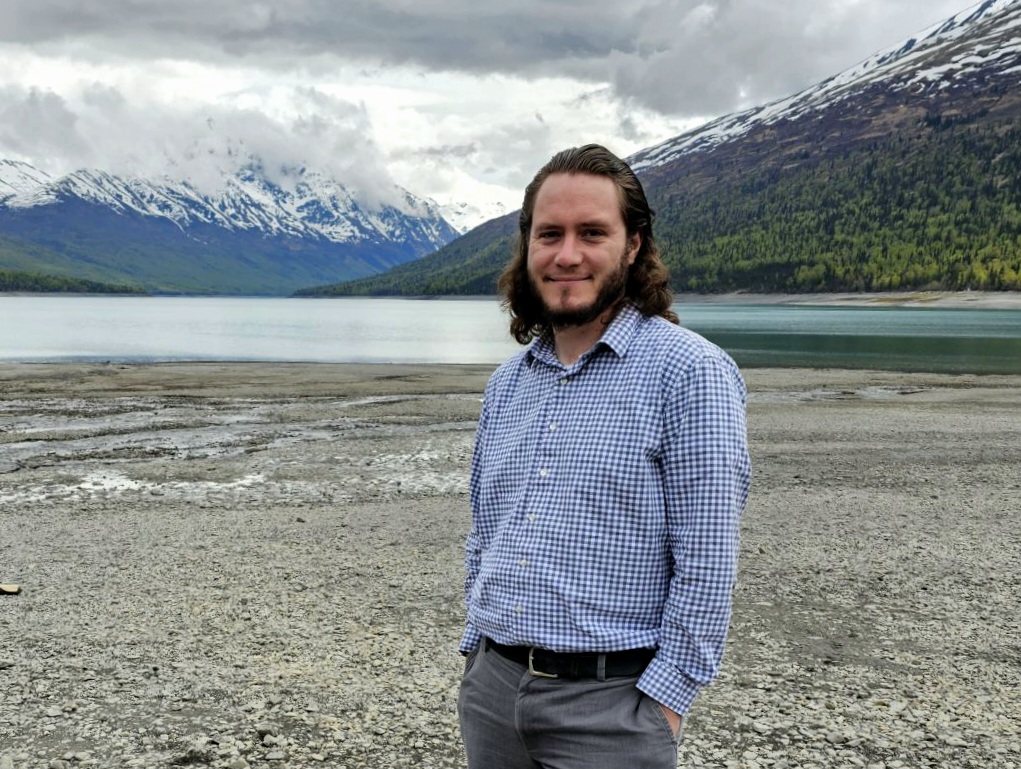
left=677, top=304, right=1021, bottom=374
left=1, top=296, right=1019, bottom=373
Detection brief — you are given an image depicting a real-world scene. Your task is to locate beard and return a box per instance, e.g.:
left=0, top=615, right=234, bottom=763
left=530, top=247, right=631, bottom=329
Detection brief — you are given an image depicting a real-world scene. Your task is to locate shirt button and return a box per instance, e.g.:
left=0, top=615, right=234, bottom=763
left=527, top=513, right=537, bottom=522
left=559, top=378, right=568, bottom=385
left=539, top=468, right=549, bottom=477
left=549, top=423, right=557, bottom=431
left=519, top=558, right=528, bottom=568
left=514, top=604, right=524, bottom=615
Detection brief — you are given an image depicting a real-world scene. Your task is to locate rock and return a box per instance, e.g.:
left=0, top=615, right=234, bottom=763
left=255, top=722, right=279, bottom=738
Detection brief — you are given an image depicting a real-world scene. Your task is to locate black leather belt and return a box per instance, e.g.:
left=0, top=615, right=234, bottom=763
left=485, top=638, right=655, bottom=679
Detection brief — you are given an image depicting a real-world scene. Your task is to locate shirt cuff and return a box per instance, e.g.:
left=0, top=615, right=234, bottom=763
left=459, top=623, right=483, bottom=656
left=636, top=655, right=703, bottom=715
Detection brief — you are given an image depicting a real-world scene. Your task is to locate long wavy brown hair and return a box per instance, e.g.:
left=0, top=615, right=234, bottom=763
left=498, top=144, right=678, bottom=344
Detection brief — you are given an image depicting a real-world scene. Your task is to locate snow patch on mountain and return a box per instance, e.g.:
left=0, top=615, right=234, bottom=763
left=0, top=160, right=54, bottom=201
left=438, top=199, right=509, bottom=234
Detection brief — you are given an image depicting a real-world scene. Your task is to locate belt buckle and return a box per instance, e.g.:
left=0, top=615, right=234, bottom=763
left=528, top=648, right=558, bottom=678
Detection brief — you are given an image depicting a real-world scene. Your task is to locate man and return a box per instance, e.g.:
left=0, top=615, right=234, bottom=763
left=458, top=144, right=751, bottom=768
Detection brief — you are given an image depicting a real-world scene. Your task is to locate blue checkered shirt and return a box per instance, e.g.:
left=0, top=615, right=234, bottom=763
left=460, top=304, right=751, bottom=714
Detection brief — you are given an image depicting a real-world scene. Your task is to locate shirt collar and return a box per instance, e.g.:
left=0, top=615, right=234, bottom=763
left=526, top=303, right=644, bottom=368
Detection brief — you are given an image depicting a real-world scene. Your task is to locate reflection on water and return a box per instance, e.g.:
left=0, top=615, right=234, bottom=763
left=1, top=296, right=1019, bottom=374
left=708, top=332, right=1021, bottom=374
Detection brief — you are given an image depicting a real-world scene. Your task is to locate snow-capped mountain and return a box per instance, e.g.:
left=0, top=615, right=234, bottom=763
left=0, top=158, right=459, bottom=294
left=631, top=0, right=1021, bottom=172
left=1, top=159, right=455, bottom=250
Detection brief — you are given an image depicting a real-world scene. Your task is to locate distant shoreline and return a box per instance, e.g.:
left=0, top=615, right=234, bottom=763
left=3, top=290, right=1021, bottom=309
left=676, top=290, right=1021, bottom=309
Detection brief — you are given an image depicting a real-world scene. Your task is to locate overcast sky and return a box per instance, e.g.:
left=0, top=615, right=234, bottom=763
left=0, top=0, right=978, bottom=225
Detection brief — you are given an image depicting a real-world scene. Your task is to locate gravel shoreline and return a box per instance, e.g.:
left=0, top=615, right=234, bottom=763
left=1, top=363, right=1019, bottom=769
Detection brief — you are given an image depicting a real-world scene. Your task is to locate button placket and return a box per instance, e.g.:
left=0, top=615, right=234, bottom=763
left=538, top=367, right=564, bottom=478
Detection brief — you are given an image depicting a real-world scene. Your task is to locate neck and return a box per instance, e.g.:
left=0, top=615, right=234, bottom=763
left=551, top=306, right=619, bottom=365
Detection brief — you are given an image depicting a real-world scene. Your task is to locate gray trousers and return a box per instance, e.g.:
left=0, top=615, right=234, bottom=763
left=457, top=641, right=680, bottom=769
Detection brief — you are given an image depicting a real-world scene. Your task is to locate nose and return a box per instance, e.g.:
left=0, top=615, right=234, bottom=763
left=553, top=233, right=582, bottom=267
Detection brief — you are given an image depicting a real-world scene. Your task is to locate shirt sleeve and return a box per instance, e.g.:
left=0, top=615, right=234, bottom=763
left=459, top=389, right=491, bottom=655
left=636, top=353, right=751, bottom=714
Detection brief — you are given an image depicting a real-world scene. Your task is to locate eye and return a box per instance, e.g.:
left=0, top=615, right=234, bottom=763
left=535, top=229, right=560, bottom=241
left=582, top=228, right=605, bottom=239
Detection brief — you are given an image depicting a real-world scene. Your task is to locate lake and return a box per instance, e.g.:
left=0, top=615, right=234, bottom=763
left=1, top=295, right=1020, bottom=374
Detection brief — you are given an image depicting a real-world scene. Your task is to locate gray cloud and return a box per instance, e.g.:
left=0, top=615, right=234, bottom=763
left=0, top=81, right=404, bottom=206
left=0, top=88, right=89, bottom=168
left=403, top=143, right=480, bottom=161
left=390, top=112, right=556, bottom=198
left=0, top=0, right=975, bottom=118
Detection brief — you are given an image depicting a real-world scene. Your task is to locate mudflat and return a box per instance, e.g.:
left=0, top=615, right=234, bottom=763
left=1, top=363, right=1019, bottom=769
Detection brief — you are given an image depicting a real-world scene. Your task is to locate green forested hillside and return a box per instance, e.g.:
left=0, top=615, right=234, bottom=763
left=294, top=214, right=517, bottom=296
left=299, top=117, right=1021, bottom=296
left=656, top=119, right=1021, bottom=292
left=0, top=234, right=148, bottom=293
left=0, top=268, right=147, bottom=294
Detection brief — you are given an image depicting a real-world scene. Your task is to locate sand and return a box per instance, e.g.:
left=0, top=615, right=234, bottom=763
left=1, top=362, right=1019, bottom=769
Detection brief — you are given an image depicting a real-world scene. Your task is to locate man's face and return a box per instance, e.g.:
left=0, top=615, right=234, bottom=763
left=526, top=172, right=640, bottom=330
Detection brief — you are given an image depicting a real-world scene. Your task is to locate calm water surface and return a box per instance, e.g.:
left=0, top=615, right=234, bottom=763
left=1, top=296, right=1020, bottom=373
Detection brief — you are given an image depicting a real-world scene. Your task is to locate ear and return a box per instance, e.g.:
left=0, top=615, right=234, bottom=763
left=626, top=233, right=641, bottom=265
